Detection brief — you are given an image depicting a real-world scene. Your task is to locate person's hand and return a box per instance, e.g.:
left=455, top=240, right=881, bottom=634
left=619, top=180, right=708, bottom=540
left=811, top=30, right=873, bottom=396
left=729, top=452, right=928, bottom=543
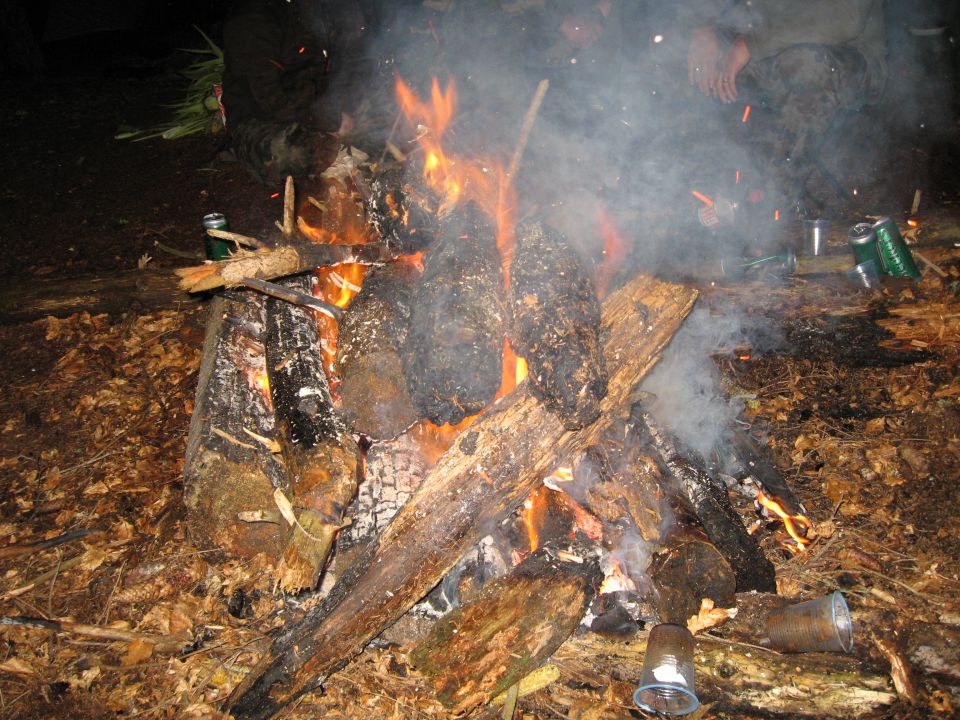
left=688, top=26, right=722, bottom=97
left=716, top=36, right=751, bottom=103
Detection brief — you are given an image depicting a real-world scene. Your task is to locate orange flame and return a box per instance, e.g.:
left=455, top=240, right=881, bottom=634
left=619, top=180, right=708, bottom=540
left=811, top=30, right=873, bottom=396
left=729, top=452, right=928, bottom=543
left=595, top=203, right=629, bottom=299
left=907, top=219, right=919, bottom=228
left=522, top=486, right=551, bottom=552
left=691, top=189, right=714, bottom=206
left=756, top=490, right=813, bottom=552
left=600, top=557, right=638, bottom=595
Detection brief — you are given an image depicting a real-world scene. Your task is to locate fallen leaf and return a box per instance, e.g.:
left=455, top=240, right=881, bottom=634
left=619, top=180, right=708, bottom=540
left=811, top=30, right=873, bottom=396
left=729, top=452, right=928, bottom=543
left=120, top=638, right=155, bottom=667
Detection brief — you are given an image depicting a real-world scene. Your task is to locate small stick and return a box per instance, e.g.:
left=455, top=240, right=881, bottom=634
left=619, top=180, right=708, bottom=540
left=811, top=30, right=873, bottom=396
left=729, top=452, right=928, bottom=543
left=0, top=529, right=95, bottom=559
left=501, top=682, right=520, bottom=720
left=205, top=228, right=266, bottom=250
left=283, top=176, right=295, bottom=239
left=506, top=79, right=549, bottom=181
left=912, top=249, right=948, bottom=278
left=0, top=616, right=190, bottom=655
left=911, top=189, right=922, bottom=215
left=378, top=111, right=404, bottom=166
left=239, top=277, right=343, bottom=322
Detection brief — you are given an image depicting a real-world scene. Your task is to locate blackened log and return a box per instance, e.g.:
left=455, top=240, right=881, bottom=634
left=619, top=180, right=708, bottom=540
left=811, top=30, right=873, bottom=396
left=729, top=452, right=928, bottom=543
left=335, top=262, right=421, bottom=439
left=727, top=429, right=805, bottom=517
left=183, top=294, right=287, bottom=558
left=410, top=546, right=601, bottom=714
left=651, top=536, right=736, bottom=625
left=367, top=166, right=439, bottom=254
left=509, top=221, right=607, bottom=429
left=223, top=273, right=697, bottom=720
left=265, top=275, right=360, bottom=591
left=636, top=405, right=777, bottom=593
left=403, top=203, right=506, bottom=425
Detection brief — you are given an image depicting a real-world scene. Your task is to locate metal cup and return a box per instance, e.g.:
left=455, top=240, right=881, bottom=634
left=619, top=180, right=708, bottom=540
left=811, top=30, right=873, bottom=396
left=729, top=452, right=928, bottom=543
left=802, top=219, right=831, bottom=256
left=766, top=591, right=854, bottom=653
left=846, top=259, right=882, bottom=290
left=633, top=623, right=700, bottom=716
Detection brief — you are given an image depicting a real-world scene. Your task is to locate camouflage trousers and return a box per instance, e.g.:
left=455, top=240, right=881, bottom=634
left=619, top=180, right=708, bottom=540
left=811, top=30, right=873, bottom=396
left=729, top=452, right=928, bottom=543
left=737, top=43, right=872, bottom=210
left=230, top=119, right=340, bottom=186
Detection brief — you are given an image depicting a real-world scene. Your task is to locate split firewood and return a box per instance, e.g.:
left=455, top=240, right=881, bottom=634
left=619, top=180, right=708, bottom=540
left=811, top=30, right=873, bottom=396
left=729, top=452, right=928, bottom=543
left=265, top=275, right=360, bottom=591
left=335, top=262, right=421, bottom=439
left=410, top=544, right=601, bottom=715
left=635, top=405, right=777, bottom=593
left=553, top=632, right=895, bottom=718
left=183, top=294, right=288, bottom=558
left=225, top=272, right=697, bottom=719
left=403, top=202, right=507, bottom=425
left=366, top=165, right=440, bottom=254
left=508, top=220, right=607, bottom=430
left=175, top=242, right=389, bottom=294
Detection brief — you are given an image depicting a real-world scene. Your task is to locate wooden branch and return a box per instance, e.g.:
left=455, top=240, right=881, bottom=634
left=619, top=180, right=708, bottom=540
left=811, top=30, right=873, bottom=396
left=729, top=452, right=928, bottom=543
left=411, top=546, right=600, bottom=714
left=225, top=272, right=698, bottom=719
left=553, top=633, right=896, bottom=718
left=0, top=616, right=190, bottom=655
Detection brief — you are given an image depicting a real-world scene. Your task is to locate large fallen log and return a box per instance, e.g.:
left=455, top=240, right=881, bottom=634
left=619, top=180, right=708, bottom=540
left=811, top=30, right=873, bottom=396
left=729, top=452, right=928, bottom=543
left=410, top=545, right=601, bottom=714
left=225, top=272, right=699, bottom=719
left=183, top=294, right=288, bottom=558
left=265, top=276, right=360, bottom=592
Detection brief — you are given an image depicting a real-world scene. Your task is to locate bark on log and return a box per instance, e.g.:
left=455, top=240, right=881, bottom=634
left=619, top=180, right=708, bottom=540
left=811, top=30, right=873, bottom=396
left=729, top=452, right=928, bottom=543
left=175, top=243, right=389, bottom=294
left=403, top=202, right=506, bottom=425
left=335, top=262, right=421, bottom=439
left=410, top=546, right=601, bottom=714
left=508, top=220, right=607, bottom=430
left=183, top=294, right=287, bottom=558
left=553, top=633, right=896, bottom=718
left=637, top=406, right=777, bottom=593
left=651, top=536, right=736, bottom=625
left=0, top=268, right=197, bottom=324
left=265, top=276, right=361, bottom=591
left=224, top=272, right=698, bottom=719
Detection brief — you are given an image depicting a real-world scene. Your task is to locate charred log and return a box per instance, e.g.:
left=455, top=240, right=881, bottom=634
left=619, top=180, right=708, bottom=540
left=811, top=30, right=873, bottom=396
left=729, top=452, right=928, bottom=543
left=509, top=220, right=607, bottom=430
left=727, top=429, right=805, bottom=517
left=410, top=545, right=601, bottom=714
left=366, top=166, right=439, bottom=254
left=335, top=262, right=421, bottom=439
left=264, top=276, right=360, bottom=591
left=651, top=535, right=737, bottom=625
left=183, top=294, right=287, bottom=559
left=635, top=404, right=777, bottom=593
left=224, top=273, right=698, bottom=720
left=403, top=203, right=506, bottom=425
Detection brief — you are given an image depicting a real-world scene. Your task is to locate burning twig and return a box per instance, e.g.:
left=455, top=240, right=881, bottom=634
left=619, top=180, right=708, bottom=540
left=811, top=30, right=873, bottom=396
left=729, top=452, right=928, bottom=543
left=506, top=79, right=549, bottom=181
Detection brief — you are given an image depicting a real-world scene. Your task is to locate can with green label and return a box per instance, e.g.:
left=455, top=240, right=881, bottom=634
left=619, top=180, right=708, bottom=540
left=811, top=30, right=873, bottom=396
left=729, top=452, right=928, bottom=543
left=202, top=212, right=231, bottom=261
left=872, top=217, right=921, bottom=280
left=847, top=222, right=884, bottom=271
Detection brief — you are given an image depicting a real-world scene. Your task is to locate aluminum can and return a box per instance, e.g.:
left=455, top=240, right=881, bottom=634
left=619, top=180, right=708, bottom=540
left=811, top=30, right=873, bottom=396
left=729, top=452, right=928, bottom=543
left=847, top=223, right=884, bottom=270
left=202, top=212, right=231, bottom=261
left=872, top=217, right=921, bottom=279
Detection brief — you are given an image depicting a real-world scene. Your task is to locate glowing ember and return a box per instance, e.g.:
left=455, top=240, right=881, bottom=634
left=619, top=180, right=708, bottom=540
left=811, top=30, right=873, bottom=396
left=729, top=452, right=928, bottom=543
left=735, top=169, right=741, bottom=185
left=741, top=105, right=751, bottom=123
left=756, top=490, right=813, bottom=552
left=595, top=203, right=629, bottom=299
left=522, top=486, right=551, bottom=552
left=600, top=558, right=638, bottom=595
left=907, top=219, right=919, bottom=228
left=690, top=189, right=713, bottom=206
left=774, top=208, right=780, bottom=222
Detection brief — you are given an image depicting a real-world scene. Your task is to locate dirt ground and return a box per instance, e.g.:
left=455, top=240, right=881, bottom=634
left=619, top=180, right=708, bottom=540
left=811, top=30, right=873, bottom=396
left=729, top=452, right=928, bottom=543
left=1, top=33, right=960, bottom=720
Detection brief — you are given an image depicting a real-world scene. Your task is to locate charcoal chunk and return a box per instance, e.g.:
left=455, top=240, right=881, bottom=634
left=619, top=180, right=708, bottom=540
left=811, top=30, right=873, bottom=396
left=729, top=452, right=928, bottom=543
left=508, top=220, right=607, bottom=429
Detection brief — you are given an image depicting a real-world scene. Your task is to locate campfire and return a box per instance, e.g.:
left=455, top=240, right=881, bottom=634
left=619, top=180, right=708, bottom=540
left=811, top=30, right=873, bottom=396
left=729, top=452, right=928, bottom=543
left=178, top=74, right=824, bottom=719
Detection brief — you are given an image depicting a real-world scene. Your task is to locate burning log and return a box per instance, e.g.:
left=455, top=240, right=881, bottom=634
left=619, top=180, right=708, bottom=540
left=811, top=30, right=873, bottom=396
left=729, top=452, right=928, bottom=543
left=410, top=545, right=601, bottom=714
left=224, top=272, right=698, bottom=719
left=335, top=262, right=421, bottom=439
left=508, top=220, right=607, bottom=430
left=175, top=242, right=388, bottom=294
left=636, top=405, right=777, bottom=593
left=264, top=276, right=360, bottom=591
left=403, top=202, right=506, bottom=425
left=727, top=429, right=805, bottom=517
left=183, top=294, right=287, bottom=558
left=366, top=165, right=440, bottom=254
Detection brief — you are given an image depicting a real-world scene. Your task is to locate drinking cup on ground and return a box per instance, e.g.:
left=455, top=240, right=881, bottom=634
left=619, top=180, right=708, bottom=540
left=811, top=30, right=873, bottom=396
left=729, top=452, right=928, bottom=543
left=766, top=591, right=853, bottom=653
left=633, top=623, right=700, bottom=716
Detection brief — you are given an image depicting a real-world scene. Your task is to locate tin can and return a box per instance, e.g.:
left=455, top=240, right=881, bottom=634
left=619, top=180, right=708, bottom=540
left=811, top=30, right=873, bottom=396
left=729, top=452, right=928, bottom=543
left=847, top=223, right=884, bottom=270
left=202, top=213, right=231, bottom=261
left=872, top=217, right=921, bottom=279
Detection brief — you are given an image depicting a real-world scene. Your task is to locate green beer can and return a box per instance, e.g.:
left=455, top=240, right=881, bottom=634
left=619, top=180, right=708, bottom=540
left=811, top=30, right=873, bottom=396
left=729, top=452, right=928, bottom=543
left=872, top=217, right=921, bottom=280
left=202, top=212, right=231, bottom=261
left=847, top=223, right=884, bottom=271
